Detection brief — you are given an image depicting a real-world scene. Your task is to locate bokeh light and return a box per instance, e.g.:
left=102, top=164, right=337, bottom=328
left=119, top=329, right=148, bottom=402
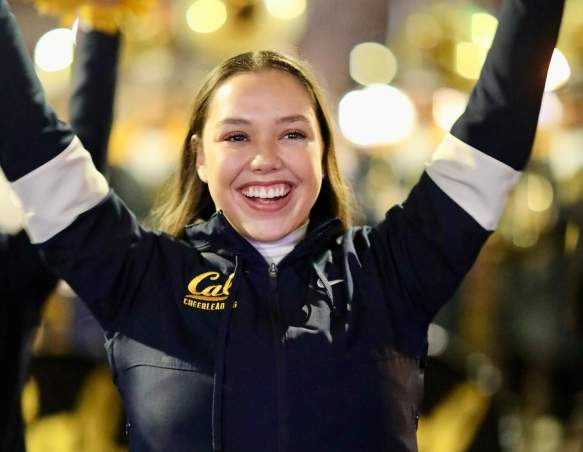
left=186, top=0, right=227, bottom=34
left=565, top=222, right=580, bottom=254
left=538, top=92, right=564, bottom=127
left=471, top=12, right=498, bottom=49
left=349, top=42, right=398, bottom=86
left=455, top=42, right=487, bottom=80
left=338, top=84, right=417, bottom=147
left=264, top=0, right=306, bottom=20
left=34, top=28, right=74, bottom=72
left=544, top=49, right=571, bottom=92
left=548, top=132, right=583, bottom=181
left=405, top=13, right=443, bottom=49
left=427, top=323, right=449, bottom=357
left=432, top=88, right=468, bottom=131
left=527, top=174, right=554, bottom=213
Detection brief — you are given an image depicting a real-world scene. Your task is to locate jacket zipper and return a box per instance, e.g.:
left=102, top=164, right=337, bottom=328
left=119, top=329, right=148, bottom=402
left=269, top=262, right=288, bottom=452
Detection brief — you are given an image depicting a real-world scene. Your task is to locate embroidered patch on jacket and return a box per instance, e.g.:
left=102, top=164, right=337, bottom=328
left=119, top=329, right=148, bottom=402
left=183, top=271, right=238, bottom=311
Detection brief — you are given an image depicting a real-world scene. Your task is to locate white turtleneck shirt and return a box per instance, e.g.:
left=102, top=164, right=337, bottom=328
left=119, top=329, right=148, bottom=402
left=245, top=222, right=309, bottom=265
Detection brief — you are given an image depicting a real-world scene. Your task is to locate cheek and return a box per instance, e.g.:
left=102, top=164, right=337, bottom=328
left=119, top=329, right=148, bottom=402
left=204, top=149, right=237, bottom=184
left=290, top=151, right=324, bottom=204
left=199, top=151, right=227, bottom=204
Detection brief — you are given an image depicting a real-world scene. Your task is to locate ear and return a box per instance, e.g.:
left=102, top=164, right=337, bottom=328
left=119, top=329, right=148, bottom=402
left=192, top=135, right=207, bottom=183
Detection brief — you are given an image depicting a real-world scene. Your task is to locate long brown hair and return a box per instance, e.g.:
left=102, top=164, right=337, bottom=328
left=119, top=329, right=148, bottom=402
left=150, top=50, right=353, bottom=238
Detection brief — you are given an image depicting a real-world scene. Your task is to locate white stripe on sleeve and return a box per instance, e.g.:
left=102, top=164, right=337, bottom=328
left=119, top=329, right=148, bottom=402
left=11, top=137, right=109, bottom=243
left=426, top=134, right=520, bottom=231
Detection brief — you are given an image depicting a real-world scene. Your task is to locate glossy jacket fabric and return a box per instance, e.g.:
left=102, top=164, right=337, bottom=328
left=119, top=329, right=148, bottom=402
left=0, top=27, right=120, bottom=452
left=0, top=0, right=565, bottom=450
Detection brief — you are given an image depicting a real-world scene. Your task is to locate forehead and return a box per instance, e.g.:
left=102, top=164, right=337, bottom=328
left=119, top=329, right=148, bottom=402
left=206, top=70, right=317, bottom=124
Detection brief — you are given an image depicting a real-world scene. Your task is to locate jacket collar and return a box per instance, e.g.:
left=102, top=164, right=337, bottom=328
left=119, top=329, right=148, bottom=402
left=184, top=211, right=343, bottom=267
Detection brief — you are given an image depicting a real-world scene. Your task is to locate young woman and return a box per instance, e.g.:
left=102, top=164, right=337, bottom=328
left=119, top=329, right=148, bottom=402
left=0, top=0, right=565, bottom=450
left=0, top=15, right=121, bottom=452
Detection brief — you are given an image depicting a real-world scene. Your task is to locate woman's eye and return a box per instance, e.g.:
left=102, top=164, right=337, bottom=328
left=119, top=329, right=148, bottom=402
left=283, top=130, right=306, bottom=140
left=225, top=133, right=247, bottom=142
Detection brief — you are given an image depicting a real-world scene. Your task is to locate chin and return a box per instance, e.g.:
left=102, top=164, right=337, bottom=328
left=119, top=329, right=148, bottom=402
left=244, top=227, right=288, bottom=242
left=240, top=219, right=296, bottom=242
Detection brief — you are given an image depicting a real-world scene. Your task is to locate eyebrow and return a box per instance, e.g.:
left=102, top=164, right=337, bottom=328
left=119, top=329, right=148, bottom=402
left=216, top=118, right=252, bottom=127
left=276, top=115, right=310, bottom=125
left=216, top=115, right=311, bottom=127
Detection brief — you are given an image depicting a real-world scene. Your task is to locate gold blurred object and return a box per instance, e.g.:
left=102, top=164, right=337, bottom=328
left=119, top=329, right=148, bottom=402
left=226, top=0, right=258, bottom=15
left=22, top=377, right=41, bottom=425
left=76, top=367, right=126, bottom=452
left=32, top=288, right=74, bottom=355
left=418, top=382, right=490, bottom=452
left=175, top=0, right=306, bottom=59
left=25, top=366, right=125, bottom=452
left=26, top=413, right=80, bottom=452
left=34, top=0, right=155, bottom=33
left=565, top=221, right=580, bottom=255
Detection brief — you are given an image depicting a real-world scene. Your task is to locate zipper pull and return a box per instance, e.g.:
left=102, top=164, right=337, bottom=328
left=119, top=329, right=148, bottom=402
left=268, top=262, right=278, bottom=278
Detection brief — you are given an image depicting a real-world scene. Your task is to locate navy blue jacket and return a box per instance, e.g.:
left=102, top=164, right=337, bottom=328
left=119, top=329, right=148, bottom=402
left=0, top=25, right=120, bottom=452
left=0, top=0, right=564, bottom=450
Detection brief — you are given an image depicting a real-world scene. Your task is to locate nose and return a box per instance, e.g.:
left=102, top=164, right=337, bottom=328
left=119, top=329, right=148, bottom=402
left=249, top=140, right=282, bottom=173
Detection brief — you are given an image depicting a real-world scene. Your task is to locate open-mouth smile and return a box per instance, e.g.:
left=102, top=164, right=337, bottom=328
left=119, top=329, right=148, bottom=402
left=239, top=183, right=293, bottom=210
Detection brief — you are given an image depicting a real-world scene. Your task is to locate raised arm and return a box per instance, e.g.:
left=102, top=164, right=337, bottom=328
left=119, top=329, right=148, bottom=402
left=0, top=12, right=122, bottom=449
left=70, top=26, right=121, bottom=174
left=0, top=3, right=78, bottom=183
left=0, top=0, right=108, bottom=244
left=373, top=0, right=566, bottom=321
left=0, top=0, right=159, bottom=331
left=0, top=3, right=122, bottom=285
left=449, top=0, right=562, bottom=172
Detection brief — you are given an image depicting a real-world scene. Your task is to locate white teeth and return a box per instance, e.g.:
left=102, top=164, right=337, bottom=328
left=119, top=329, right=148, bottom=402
left=242, top=185, right=290, bottom=199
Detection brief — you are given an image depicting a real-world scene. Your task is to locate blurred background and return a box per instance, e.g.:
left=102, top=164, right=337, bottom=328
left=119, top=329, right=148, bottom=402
left=2, top=0, right=583, bottom=450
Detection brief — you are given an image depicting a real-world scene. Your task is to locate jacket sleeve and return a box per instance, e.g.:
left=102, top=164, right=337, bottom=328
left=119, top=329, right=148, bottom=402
left=0, top=230, right=56, bottom=314
left=372, top=0, right=565, bottom=320
left=69, top=28, right=121, bottom=174
left=0, top=27, right=120, bottom=296
left=0, top=0, right=158, bottom=330
left=0, top=28, right=121, bottom=301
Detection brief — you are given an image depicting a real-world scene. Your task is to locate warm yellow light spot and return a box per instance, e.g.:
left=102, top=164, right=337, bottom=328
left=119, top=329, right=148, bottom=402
left=565, top=222, right=580, bottom=254
left=186, top=0, right=227, bottom=34
left=34, top=28, right=74, bottom=72
left=455, top=42, right=487, bottom=80
left=432, top=88, right=468, bottom=131
left=545, top=49, right=571, bottom=92
left=349, top=42, right=398, bottom=86
left=418, top=382, right=490, bottom=452
left=527, top=174, right=553, bottom=213
left=513, top=230, right=539, bottom=248
left=405, top=13, right=443, bottom=49
left=264, top=0, right=306, bottom=20
left=471, top=12, right=497, bottom=49
left=338, top=84, right=417, bottom=147
left=22, top=377, right=40, bottom=424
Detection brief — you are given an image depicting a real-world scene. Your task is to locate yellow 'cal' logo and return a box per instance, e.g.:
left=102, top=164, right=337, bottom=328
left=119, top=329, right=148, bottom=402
left=183, top=271, right=237, bottom=311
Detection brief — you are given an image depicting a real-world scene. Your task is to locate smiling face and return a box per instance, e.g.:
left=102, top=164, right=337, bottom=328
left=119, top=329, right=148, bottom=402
left=195, top=70, right=325, bottom=242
